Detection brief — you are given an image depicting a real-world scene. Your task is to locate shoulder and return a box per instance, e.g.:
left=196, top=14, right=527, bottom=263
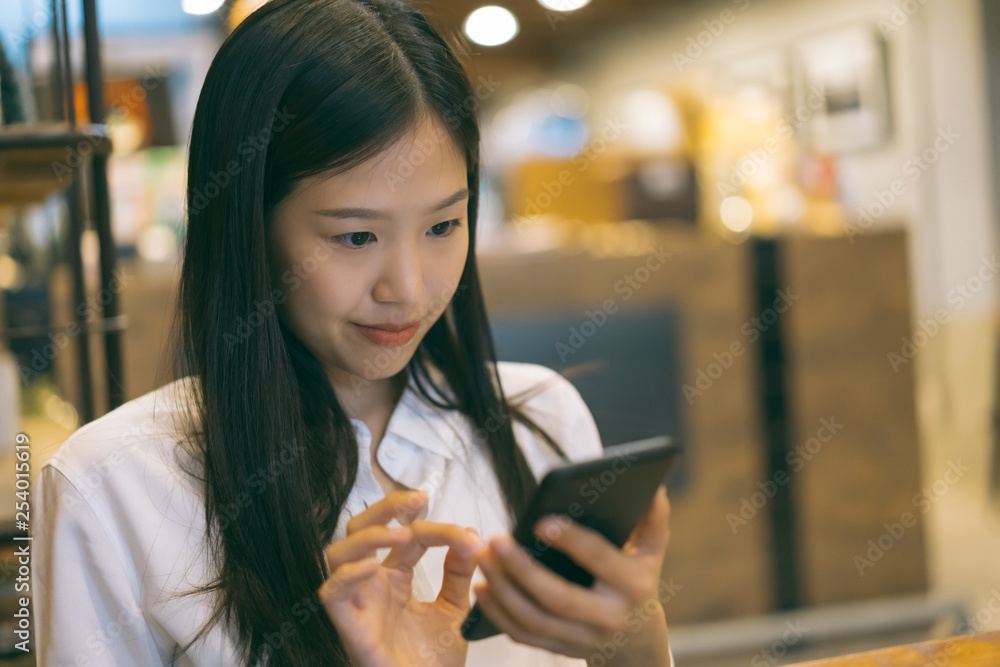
left=43, top=376, right=200, bottom=492
left=493, top=361, right=603, bottom=474
left=494, top=361, right=587, bottom=422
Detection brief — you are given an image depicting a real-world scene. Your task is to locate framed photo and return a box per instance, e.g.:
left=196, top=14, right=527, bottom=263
left=790, top=24, right=892, bottom=153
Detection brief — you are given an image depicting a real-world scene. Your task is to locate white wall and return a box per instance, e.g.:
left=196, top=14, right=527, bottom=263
left=550, top=0, right=997, bottom=321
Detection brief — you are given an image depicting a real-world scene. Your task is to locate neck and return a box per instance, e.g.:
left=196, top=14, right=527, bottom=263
left=328, top=367, right=407, bottom=425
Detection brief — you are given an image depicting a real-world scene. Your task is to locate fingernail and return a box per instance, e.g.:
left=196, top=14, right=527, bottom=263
left=534, top=517, right=554, bottom=537
left=465, top=527, right=485, bottom=550
left=492, top=535, right=512, bottom=555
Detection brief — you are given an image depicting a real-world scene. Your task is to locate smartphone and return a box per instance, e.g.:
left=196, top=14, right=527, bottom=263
left=460, top=435, right=682, bottom=641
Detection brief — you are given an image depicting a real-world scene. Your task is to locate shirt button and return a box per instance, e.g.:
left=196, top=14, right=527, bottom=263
left=384, top=442, right=401, bottom=459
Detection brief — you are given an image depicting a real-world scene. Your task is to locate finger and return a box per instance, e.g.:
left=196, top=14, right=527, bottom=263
left=319, top=556, right=380, bottom=605
left=437, top=527, right=482, bottom=610
left=473, top=582, right=566, bottom=655
left=381, top=521, right=482, bottom=572
left=487, top=534, right=630, bottom=630
left=325, top=525, right=412, bottom=572
left=345, top=490, right=428, bottom=535
left=530, top=516, right=644, bottom=601
left=477, top=551, right=605, bottom=647
left=628, top=484, right=671, bottom=556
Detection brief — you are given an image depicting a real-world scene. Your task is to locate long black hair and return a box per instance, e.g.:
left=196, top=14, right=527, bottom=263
left=164, top=0, right=569, bottom=664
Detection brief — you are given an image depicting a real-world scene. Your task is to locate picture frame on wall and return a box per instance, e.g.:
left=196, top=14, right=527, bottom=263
left=790, top=23, right=893, bottom=154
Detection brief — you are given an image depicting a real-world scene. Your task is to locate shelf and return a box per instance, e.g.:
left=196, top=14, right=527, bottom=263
left=0, top=315, right=129, bottom=342
left=0, top=123, right=113, bottom=206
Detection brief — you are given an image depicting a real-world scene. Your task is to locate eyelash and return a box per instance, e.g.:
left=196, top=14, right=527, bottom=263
left=329, top=220, right=463, bottom=250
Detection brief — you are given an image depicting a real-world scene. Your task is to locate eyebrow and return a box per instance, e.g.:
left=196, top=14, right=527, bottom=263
left=313, top=188, right=470, bottom=220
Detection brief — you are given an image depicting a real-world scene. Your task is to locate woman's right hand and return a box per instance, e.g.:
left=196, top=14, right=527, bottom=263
left=318, top=489, right=483, bottom=667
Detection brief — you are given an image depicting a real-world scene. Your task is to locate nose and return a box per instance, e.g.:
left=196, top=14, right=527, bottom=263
left=372, top=236, right=423, bottom=306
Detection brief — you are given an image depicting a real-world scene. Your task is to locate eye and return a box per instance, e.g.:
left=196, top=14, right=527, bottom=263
left=330, top=231, right=376, bottom=249
left=428, top=220, right=462, bottom=237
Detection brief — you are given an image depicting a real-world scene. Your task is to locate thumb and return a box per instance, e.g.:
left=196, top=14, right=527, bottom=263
left=627, top=484, right=671, bottom=556
left=436, top=527, right=482, bottom=610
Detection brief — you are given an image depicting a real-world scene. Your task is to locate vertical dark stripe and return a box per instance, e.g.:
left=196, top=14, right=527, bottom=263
left=58, top=0, right=75, bottom=126
left=82, top=0, right=126, bottom=412
left=751, top=237, right=800, bottom=610
left=982, top=1, right=1000, bottom=499
left=49, top=0, right=64, bottom=121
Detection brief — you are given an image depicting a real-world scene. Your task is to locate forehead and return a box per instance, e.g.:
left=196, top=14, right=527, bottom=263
left=290, top=117, right=467, bottom=213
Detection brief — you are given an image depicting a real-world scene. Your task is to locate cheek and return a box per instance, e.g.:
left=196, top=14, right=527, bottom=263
left=428, top=236, right=468, bottom=302
left=297, top=264, right=359, bottom=316
left=445, top=231, right=469, bottom=274
left=281, top=262, right=361, bottom=336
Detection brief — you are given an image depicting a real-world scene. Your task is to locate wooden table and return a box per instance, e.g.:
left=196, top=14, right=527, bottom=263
left=790, top=631, right=1000, bottom=666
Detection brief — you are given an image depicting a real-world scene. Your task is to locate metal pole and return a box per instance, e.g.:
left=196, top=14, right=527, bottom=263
left=50, top=0, right=95, bottom=421
left=81, top=0, right=125, bottom=412
left=58, top=0, right=75, bottom=126
left=48, top=0, right=64, bottom=121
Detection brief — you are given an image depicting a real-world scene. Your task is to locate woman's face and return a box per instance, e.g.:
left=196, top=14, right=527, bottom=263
left=269, top=116, right=470, bottom=393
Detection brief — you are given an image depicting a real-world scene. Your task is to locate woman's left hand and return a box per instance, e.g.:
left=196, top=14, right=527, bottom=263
left=473, top=484, right=672, bottom=666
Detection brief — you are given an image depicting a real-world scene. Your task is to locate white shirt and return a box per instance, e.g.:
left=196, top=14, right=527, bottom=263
left=32, top=360, right=673, bottom=666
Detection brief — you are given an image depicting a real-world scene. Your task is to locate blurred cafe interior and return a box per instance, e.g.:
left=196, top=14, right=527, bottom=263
left=1, top=0, right=999, bottom=664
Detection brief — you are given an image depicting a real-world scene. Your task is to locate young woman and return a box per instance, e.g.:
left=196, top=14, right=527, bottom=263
left=32, top=0, right=674, bottom=665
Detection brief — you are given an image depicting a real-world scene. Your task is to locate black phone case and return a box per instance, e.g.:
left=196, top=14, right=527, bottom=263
left=460, top=435, right=682, bottom=641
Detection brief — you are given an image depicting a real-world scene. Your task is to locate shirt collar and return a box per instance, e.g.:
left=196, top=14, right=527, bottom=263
left=349, top=366, right=463, bottom=462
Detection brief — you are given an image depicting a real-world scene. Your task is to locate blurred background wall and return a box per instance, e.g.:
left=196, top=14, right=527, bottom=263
left=1, top=0, right=999, bottom=664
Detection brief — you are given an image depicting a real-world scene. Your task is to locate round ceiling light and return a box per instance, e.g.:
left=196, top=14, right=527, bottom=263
left=464, top=6, right=519, bottom=46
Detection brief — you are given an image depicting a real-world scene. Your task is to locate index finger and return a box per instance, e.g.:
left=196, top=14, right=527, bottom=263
left=381, top=520, right=483, bottom=571
left=345, top=489, right=428, bottom=535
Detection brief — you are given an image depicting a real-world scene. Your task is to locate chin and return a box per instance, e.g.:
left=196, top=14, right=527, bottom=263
left=356, top=349, right=414, bottom=381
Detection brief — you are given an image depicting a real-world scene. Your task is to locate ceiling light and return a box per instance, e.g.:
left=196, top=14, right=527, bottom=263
left=538, top=0, right=592, bottom=11
left=464, top=6, right=519, bottom=46
left=182, top=0, right=226, bottom=16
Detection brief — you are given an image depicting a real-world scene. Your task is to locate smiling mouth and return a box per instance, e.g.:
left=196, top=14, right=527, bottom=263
left=354, top=321, right=420, bottom=332
left=352, top=322, right=420, bottom=347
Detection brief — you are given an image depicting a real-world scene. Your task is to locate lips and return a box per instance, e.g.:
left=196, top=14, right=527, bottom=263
left=352, top=321, right=420, bottom=347
left=358, top=321, right=420, bottom=333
